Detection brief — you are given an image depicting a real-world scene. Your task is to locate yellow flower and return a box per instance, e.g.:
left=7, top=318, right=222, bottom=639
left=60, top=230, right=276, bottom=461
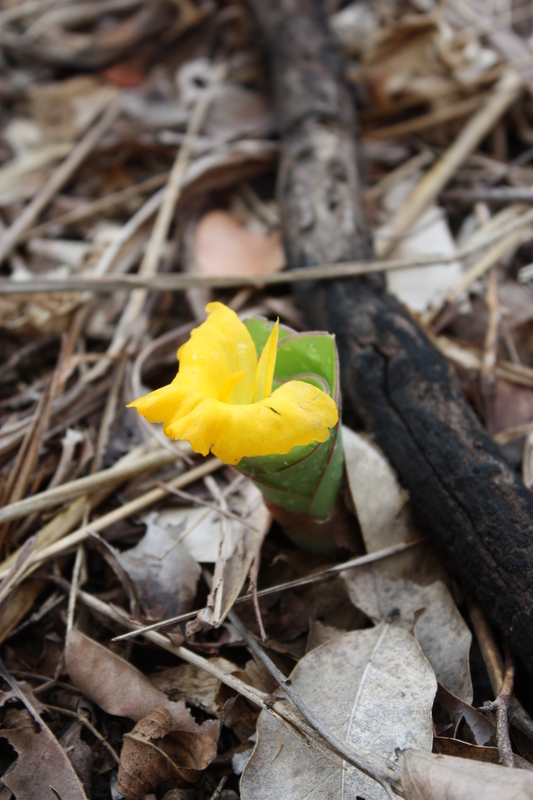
left=128, top=302, right=338, bottom=465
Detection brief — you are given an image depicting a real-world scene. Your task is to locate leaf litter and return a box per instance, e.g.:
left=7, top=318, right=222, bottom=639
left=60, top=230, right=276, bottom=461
left=1, top=1, right=533, bottom=798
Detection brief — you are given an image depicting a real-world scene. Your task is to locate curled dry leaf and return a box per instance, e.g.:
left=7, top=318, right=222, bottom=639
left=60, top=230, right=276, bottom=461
left=193, top=210, right=284, bottom=278
left=117, top=705, right=218, bottom=799
left=189, top=481, right=271, bottom=630
left=434, top=684, right=494, bottom=746
left=342, top=568, right=473, bottom=703
left=240, top=625, right=437, bottom=800
left=433, top=736, right=533, bottom=771
left=398, top=749, right=533, bottom=800
left=0, top=708, right=88, bottom=800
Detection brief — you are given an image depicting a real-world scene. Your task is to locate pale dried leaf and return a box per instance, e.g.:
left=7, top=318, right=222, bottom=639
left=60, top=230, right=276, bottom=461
left=117, top=519, right=201, bottom=618
left=343, top=426, right=446, bottom=584
left=343, top=426, right=411, bottom=551
left=342, top=569, right=473, bottom=702
left=194, top=211, right=284, bottom=278
left=306, top=620, right=345, bottom=653
left=240, top=625, right=437, bottom=800
left=153, top=506, right=241, bottom=564
left=399, top=749, right=533, bottom=800
left=330, top=1, right=380, bottom=56
left=381, top=183, right=463, bottom=312
left=204, top=84, right=275, bottom=141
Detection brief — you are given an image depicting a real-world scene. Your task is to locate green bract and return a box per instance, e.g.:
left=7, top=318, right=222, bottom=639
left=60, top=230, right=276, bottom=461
left=238, top=318, right=344, bottom=553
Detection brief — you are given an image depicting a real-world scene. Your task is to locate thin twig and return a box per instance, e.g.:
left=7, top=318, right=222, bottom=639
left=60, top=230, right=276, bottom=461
left=20, top=172, right=169, bottom=242
left=0, top=457, right=221, bottom=587
left=0, top=446, right=181, bottom=525
left=44, top=703, right=120, bottom=765
left=0, top=96, right=123, bottom=264
left=3, top=201, right=533, bottom=296
left=112, top=539, right=424, bottom=642
left=480, top=652, right=515, bottom=767
left=66, top=546, right=84, bottom=633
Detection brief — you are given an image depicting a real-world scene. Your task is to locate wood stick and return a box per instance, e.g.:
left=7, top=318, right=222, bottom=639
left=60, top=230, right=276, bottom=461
left=0, top=447, right=181, bottom=525
left=250, top=0, right=533, bottom=679
left=2, top=206, right=533, bottom=295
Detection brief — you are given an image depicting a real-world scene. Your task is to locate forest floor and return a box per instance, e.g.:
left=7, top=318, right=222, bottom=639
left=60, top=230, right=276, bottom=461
left=2, top=1, right=533, bottom=798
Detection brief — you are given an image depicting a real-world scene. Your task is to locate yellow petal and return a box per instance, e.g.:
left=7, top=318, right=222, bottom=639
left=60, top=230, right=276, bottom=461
left=253, top=320, right=278, bottom=402
left=218, top=370, right=246, bottom=403
left=127, top=380, right=200, bottom=424
left=177, top=302, right=257, bottom=404
left=165, top=379, right=339, bottom=465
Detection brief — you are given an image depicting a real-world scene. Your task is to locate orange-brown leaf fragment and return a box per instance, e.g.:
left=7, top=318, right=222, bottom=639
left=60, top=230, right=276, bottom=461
left=194, top=210, right=284, bottom=277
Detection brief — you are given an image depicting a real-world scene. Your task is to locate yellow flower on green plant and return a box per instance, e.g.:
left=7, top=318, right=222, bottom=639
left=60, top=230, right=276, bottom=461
left=128, top=302, right=338, bottom=465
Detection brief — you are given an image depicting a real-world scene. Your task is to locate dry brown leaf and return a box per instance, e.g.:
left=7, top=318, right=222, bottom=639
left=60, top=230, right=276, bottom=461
left=117, top=705, right=218, bottom=799
left=399, top=748, right=533, bottom=800
left=0, top=708, right=88, bottom=800
left=193, top=211, right=284, bottom=278
left=65, top=628, right=215, bottom=745
left=150, top=658, right=238, bottom=716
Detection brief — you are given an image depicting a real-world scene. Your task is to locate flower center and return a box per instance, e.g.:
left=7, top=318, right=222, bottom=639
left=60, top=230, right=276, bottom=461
left=217, top=320, right=280, bottom=405
left=218, top=370, right=246, bottom=403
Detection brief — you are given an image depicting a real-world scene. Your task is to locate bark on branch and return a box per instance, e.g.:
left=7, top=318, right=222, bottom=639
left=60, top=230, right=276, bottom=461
left=250, top=0, right=533, bottom=677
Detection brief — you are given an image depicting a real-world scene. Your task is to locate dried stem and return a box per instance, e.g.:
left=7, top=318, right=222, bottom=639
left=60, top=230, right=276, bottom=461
left=480, top=652, right=515, bottom=767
